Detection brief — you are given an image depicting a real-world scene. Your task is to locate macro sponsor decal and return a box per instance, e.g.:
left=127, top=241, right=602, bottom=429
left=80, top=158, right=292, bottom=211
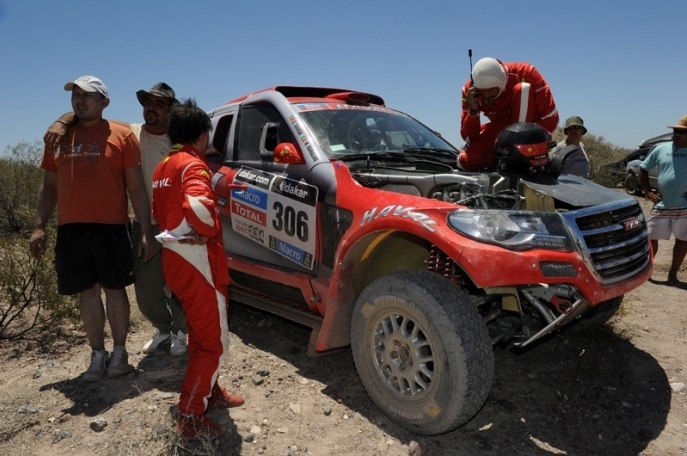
left=361, top=205, right=437, bottom=232
left=231, top=167, right=318, bottom=269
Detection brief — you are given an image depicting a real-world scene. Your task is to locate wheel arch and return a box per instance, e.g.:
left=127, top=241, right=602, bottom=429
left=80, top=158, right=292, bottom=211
left=315, top=229, right=471, bottom=353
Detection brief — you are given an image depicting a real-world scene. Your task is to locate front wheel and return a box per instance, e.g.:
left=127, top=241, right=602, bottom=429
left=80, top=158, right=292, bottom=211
left=624, top=172, right=642, bottom=196
left=350, top=270, right=494, bottom=435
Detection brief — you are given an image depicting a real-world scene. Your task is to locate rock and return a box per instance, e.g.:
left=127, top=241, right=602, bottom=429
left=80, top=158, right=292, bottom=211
left=276, top=427, right=289, bottom=433
left=408, top=440, right=422, bottom=456
left=32, top=369, right=44, bottom=379
left=18, top=405, right=38, bottom=414
left=289, top=403, right=301, bottom=414
left=90, top=417, right=108, bottom=432
left=52, top=429, right=71, bottom=443
left=670, top=382, right=686, bottom=393
left=252, top=375, right=265, bottom=385
left=323, top=405, right=332, bottom=416
left=152, top=423, right=168, bottom=437
left=243, top=432, right=256, bottom=443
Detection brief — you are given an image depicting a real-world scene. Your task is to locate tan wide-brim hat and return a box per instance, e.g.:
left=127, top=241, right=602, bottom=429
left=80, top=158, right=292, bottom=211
left=563, top=116, right=587, bottom=134
left=667, top=115, right=687, bottom=130
left=136, top=82, right=179, bottom=107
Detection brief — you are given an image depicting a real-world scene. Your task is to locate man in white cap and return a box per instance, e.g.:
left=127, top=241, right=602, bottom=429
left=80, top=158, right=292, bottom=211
left=30, top=76, right=153, bottom=382
left=640, top=115, right=687, bottom=286
left=45, top=83, right=189, bottom=358
left=460, top=57, right=559, bottom=170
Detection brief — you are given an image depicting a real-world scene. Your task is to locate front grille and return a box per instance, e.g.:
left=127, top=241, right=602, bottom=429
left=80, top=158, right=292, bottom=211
left=563, top=201, right=650, bottom=284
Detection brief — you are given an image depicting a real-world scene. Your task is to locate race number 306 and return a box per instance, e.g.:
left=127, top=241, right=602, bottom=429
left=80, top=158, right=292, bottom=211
left=272, top=201, right=309, bottom=242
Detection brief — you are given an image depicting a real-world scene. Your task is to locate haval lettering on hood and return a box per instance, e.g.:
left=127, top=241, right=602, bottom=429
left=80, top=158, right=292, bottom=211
left=204, top=86, right=652, bottom=435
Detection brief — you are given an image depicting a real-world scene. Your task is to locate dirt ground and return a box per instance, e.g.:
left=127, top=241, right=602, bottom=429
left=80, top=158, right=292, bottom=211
left=1, top=195, right=686, bottom=456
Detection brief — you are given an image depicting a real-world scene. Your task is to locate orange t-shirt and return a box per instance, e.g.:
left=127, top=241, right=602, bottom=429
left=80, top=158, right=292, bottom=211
left=41, top=120, right=142, bottom=225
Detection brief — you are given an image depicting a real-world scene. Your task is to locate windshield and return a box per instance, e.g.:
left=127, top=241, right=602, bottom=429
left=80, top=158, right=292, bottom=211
left=294, top=103, right=457, bottom=159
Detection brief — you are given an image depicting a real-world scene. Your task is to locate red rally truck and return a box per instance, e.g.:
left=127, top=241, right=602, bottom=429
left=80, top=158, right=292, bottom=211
left=204, top=86, right=652, bottom=435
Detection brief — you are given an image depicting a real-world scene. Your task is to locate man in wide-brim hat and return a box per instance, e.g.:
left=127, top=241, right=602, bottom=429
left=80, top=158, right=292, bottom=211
left=639, top=114, right=687, bottom=286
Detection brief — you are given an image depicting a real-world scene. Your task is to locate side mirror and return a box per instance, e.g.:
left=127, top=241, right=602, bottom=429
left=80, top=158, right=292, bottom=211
left=274, top=142, right=305, bottom=164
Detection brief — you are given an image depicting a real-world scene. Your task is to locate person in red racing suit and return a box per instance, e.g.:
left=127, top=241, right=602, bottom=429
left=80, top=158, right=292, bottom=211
left=459, top=57, right=559, bottom=170
left=152, top=99, right=244, bottom=440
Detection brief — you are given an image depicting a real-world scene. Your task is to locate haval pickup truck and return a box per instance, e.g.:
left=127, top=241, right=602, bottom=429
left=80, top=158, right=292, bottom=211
left=204, top=86, right=652, bottom=435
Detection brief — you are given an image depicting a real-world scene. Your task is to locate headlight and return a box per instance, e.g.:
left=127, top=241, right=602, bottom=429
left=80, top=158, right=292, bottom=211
left=448, top=209, right=572, bottom=251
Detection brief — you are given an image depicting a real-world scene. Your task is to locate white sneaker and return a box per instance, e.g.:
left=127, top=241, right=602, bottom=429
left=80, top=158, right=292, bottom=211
left=170, top=330, right=187, bottom=357
left=142, top=330, right=171, bottom=354
left=107, top=346, right=132, bottom=378
left=83, top=350, right=108, bottom=383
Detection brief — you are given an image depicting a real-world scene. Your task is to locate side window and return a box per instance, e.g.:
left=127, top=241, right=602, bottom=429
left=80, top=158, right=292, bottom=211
left=236, top=104, right=296, bottom=162
left=208, top=114, right=234, bottom=163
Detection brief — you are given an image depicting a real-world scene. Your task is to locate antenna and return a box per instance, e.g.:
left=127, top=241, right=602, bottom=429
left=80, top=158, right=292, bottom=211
left=469, top=49, right=474, bottom=85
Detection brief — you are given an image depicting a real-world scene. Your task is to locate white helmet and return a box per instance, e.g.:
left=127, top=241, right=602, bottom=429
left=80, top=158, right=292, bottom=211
left=472, top=57, right=507, bottom=95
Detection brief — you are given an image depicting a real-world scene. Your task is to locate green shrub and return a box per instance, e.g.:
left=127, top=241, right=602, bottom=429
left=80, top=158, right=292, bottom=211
left=0, top=236, right=78, bottom=340
left=0, top=141, right=78, bottom=339
left=0, top=141, right=45, bottom=236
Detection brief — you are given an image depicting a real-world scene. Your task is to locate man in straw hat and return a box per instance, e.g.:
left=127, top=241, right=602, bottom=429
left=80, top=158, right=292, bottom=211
left=551, top=116, right=590, bottom=178
left=640, top=115, right=687, bottom=286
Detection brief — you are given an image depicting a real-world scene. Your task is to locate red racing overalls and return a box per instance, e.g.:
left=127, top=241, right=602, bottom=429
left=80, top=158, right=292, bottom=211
left=152, top=144, right=230, bottom=416
left=459, top=61, right=559, bottom=170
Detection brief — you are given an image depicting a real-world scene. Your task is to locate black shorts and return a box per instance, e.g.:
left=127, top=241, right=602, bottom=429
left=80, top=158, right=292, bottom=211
left=55, top=223, right=135, bottom=295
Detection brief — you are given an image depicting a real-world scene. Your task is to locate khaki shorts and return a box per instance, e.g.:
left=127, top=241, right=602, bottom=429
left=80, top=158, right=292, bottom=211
left=647, top=215, right=687, bottom=241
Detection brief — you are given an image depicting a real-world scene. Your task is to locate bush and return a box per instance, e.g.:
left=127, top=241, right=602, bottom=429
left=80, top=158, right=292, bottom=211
left=0, top=236, right=78, bottom=340
left=0, top=141, right=78, bottom=339
left=0, top=141, right=45, bottom=236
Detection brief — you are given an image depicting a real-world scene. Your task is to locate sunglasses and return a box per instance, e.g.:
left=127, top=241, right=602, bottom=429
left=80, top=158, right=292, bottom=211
left=673, top=129, right=687, bottom=135
left=566, top=126, right=583, bottom=131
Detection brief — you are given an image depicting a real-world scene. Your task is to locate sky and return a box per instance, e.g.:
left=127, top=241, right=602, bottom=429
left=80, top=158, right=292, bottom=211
left=1, top=1, right=686, bottom=156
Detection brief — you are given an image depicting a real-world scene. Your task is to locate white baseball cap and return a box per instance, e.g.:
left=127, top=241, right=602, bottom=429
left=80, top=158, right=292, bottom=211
left=64, top=75, right=109, bottom=98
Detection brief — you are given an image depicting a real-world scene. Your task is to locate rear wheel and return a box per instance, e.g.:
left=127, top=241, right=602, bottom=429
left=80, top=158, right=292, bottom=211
left=350, top=270, right=494, bottom=435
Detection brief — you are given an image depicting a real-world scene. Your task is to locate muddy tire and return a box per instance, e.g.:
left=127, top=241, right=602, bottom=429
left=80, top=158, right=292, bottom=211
left=350, top=270, right=494, bottom=435
left=624, top=172, right=643, bottom=196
